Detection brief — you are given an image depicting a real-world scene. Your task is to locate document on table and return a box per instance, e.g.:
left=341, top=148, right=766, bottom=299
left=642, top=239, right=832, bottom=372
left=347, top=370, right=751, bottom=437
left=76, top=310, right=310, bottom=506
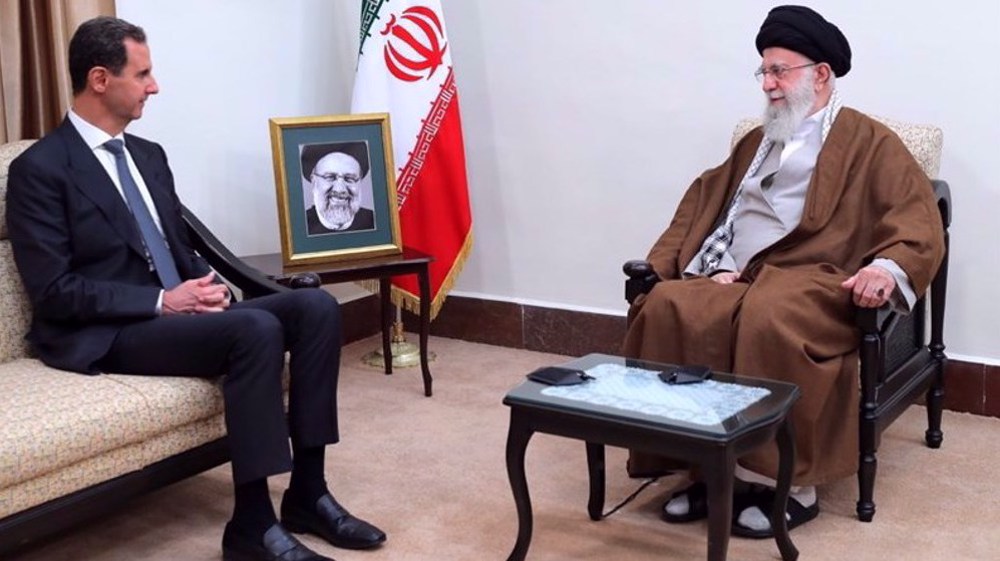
left=541, top=362, right=770, bottom=426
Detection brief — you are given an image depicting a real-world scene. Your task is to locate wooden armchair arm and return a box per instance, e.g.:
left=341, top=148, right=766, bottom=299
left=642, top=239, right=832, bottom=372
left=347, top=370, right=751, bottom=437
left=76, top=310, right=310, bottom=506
left=623, top=260, right=661, bottom=304
left=932, top=179, right=951, bottom=228
left=855, top=306, right=895, bottom=335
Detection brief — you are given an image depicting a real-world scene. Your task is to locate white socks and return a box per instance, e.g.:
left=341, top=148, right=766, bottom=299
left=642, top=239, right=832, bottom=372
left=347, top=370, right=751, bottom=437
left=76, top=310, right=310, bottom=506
left=662, top=477, right=818, bottom=528
left=736, top=486, right=817, bottom=532
left=664, top=491, right=691, bottom=517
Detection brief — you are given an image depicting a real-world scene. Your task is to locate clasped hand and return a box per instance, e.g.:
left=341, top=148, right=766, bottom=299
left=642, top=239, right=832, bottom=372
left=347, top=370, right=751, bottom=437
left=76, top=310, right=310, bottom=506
left=709, top=271, right=741, bottom=284
left=162, top=272, right=230, bottom=315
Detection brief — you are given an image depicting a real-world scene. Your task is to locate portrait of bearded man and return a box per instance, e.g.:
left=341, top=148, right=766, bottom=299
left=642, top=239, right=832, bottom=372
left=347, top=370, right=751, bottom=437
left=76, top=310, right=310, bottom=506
left=300, top=141, right=376, bottom=235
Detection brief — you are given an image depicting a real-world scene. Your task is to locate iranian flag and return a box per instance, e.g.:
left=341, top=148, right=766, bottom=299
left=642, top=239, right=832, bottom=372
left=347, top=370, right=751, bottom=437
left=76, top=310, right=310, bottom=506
left=351, top=0, right=473, bottom=319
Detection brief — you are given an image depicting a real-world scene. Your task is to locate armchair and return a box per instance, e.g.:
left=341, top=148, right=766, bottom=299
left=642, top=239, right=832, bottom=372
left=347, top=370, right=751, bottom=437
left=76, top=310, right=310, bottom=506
left=623, top=117, right=950, bottom=522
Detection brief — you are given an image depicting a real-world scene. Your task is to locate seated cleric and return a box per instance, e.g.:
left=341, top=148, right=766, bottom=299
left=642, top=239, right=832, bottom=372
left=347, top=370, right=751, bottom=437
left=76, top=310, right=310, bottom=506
left=621, top=5, right=944, bottom=538
left=301, top=142, right=377, bottom=235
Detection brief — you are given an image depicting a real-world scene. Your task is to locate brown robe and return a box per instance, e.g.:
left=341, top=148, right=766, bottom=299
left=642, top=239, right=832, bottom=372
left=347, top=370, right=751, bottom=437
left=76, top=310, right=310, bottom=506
left=622, top=108, right=945, bottom=485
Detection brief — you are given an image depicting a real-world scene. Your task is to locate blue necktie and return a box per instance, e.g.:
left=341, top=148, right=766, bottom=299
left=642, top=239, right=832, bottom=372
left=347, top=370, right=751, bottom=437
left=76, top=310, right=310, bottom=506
left=104, top=139, right=182, bottom=289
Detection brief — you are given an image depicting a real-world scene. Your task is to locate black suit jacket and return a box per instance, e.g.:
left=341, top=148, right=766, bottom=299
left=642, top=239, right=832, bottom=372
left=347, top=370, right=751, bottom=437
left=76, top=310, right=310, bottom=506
left=5, top=118, right=211, bottom=373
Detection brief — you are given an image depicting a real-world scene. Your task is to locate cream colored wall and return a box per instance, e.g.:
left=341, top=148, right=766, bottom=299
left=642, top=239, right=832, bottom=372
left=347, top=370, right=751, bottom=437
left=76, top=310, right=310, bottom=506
left=117, top=0, right=999, bottom=362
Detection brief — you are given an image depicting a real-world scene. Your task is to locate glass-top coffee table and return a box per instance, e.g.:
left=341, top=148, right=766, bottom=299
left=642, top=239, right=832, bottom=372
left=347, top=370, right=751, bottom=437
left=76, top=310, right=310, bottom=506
left=502, top=353, right=800, bottom=561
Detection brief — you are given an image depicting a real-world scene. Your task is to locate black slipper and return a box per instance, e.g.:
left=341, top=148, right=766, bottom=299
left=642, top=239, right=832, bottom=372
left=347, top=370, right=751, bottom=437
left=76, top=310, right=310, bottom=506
left=730, top=487, right=819, bottom=539
left=661, top=481, right=708, bottom=523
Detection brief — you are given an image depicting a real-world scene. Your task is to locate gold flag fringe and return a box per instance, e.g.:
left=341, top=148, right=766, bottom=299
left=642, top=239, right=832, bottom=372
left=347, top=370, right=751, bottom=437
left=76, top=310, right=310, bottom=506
left=355, top=228, right=474, bottom=321
left=356, top=278, right=382, bottom=298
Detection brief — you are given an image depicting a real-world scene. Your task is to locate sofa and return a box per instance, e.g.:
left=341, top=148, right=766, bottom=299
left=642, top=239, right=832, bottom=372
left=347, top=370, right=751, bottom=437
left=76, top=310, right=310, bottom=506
left=0, top=139, right=305, bottom=555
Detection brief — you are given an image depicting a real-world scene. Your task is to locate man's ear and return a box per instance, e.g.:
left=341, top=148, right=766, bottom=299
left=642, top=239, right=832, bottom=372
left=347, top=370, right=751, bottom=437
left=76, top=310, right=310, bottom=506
left=814, top=63, right=832, bottom=90
left=88, top=67, right=109, bottom=93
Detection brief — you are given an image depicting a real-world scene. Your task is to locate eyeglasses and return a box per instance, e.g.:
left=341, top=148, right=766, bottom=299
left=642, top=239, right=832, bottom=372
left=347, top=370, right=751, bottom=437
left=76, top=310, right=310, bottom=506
left=312, top=172, right=360, bottom=185
left=754, top=62, right=817, bottom=83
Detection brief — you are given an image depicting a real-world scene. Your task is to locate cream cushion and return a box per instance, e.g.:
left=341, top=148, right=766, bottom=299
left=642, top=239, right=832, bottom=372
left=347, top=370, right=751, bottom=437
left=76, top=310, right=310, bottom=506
left=0, top=140, right=35, bottom=363
left=0, top=360, right=227, bottom=516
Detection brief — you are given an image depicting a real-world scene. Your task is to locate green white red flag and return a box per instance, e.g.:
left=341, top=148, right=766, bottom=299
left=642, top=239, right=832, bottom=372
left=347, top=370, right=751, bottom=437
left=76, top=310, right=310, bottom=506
left=351, top=0, right=473, bottom=319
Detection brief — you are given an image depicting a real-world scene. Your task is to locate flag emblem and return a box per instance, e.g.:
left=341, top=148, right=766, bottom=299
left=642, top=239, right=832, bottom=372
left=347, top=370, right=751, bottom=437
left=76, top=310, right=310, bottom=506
left=380, top=6, right=448, bottom=82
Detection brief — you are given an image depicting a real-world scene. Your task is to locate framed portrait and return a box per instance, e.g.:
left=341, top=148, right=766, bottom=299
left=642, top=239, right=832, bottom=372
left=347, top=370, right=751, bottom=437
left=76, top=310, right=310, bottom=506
left=269, top=113, right=402, bottom=267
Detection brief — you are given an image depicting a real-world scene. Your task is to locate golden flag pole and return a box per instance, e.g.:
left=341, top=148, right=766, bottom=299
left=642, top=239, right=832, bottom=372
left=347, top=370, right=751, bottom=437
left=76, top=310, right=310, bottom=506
left=362, top=304, right=434, bottom=369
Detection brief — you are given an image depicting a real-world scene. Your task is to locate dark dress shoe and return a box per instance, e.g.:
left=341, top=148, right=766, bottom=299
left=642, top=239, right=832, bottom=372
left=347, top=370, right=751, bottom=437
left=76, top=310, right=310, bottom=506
left=222, top=522, right=334, bottom=561
left=281, top=491, right=387, bottom=550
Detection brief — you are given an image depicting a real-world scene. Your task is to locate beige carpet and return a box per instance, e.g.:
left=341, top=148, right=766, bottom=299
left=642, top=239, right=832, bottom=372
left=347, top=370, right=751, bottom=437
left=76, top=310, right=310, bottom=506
left=10, top=335, right=999, bottom=561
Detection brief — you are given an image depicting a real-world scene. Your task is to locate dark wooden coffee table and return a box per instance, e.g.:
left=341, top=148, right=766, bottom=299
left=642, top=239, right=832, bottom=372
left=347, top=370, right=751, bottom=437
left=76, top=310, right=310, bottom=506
left=503, top=353, right=800, bottom=561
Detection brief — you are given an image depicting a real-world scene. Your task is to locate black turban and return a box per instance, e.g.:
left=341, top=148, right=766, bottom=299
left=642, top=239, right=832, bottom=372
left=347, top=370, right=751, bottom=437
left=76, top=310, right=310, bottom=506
left=300, top=141, right=370, bottom=181
left=756, top=5, right=851, bottom=77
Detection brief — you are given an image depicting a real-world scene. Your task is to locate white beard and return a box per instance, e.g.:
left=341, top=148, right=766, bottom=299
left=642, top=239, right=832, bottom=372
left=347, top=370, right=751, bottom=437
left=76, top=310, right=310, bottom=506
left=314, top=188, right=361, bottom=230
left=762, top=71, right=817, bottom=143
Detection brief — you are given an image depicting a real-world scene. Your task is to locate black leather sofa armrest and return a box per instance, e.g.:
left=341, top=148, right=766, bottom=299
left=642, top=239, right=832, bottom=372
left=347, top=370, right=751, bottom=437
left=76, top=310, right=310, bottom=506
left=288, top=272, right=322, bottom=289
left=181, top=205, right=291, bottom=300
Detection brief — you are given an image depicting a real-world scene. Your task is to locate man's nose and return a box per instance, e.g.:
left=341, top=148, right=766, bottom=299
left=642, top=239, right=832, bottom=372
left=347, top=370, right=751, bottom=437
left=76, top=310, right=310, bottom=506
left=325, top=180, right=350, bottom=195
left=147, top=76, right=160, bottom=95
left=761, top=73, right=778, bottom=93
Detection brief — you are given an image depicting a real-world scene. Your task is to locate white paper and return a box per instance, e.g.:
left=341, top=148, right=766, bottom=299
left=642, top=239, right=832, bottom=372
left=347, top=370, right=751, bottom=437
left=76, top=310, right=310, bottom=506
left=541, top=363, right=771, bottom=426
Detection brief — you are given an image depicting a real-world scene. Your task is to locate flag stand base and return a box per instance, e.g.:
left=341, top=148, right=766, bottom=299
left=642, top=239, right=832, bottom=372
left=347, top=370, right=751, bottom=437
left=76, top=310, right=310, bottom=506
left=361, top=321, right=435, bottom=369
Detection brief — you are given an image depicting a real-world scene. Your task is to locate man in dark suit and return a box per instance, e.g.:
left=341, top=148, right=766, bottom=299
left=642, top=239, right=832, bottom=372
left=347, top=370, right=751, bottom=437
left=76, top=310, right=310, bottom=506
left=5, top=16, right=384, bottom=561
left=301, top=142, right=377, bottom=235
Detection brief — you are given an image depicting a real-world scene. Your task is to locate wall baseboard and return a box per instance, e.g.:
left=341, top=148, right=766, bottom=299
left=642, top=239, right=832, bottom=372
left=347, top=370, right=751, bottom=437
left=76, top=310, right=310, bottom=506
left=343, top=293, right=999, bottom=419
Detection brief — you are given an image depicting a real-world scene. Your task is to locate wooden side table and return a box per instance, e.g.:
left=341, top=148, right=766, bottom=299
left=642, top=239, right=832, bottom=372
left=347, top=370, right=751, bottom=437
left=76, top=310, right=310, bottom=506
left=240, top=248, right=435, bottom=396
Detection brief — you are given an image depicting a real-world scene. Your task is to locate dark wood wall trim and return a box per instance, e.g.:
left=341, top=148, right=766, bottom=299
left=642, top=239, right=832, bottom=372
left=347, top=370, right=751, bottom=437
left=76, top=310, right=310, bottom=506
left=397, top=294, right=624, bottom=356
left=343, top=293, right=999, bottom=419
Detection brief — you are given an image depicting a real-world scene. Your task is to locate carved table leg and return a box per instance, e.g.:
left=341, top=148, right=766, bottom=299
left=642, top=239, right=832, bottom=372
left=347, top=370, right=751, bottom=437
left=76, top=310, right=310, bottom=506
left=703, top=454, right=735, bottom=561
left=379, top=277, right=392, bottom=375
left=505, top=413, right=534, bottom=561
left=585, top=442, right=605, bottom=521
left=773, top=417, right=799, bottom=561
left=418, top=264, right=432, bottom=396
